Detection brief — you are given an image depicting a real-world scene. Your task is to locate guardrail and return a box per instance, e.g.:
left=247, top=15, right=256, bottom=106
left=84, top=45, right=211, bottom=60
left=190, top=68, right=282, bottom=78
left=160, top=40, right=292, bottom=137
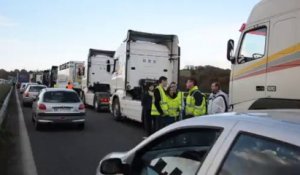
left=0, top=87, right=13, bottom=126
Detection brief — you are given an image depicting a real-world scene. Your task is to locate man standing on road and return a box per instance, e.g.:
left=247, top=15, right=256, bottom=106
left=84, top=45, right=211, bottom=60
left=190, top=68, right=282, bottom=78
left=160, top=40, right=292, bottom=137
left=151, top=76, right=169, bottom=131
left=207, top=82, right=229, bottom=114
left=66, top=81, right=74, bottom=89
left=142, top=83, right=155, bottom=136
left=185, top=78, right=206, bottom=119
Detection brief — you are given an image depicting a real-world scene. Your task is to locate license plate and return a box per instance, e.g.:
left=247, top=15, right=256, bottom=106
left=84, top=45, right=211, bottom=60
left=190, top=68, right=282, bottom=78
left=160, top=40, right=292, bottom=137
left=54, top=108, right=71, bottom=112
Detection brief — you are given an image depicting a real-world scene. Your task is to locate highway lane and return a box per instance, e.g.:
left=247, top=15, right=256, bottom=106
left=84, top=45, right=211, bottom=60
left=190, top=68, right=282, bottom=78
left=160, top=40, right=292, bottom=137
left=19, top=93, right=146, bottom=175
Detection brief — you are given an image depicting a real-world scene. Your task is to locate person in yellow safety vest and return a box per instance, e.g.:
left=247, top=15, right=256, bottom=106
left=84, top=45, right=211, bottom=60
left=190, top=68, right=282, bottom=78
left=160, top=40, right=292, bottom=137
left=53, top=83, right=59, bottom=88
left=185, top=78, right=206, bottom=119
left=166, top=82, right=183, bottom=123
left=151, top=76, right=169, bottom=131
left=66, top=82, right=74, bottom=89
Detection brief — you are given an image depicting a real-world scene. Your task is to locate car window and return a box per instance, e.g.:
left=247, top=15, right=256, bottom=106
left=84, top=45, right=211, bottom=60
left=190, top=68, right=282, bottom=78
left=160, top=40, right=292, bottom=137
left=29, top=86, right=46, bottom=92
left=131, top=128, right=222, bottom=175
left=218, top=133, right=300, bottom=175
left=43, top=91, right=80, bottom=103
left=238, top=27, right=267, bottom=64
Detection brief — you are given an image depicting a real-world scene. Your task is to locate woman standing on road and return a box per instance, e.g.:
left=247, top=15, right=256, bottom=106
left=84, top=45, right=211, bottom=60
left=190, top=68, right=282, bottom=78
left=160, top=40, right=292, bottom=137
left=142, top=83, right=155, bottom=136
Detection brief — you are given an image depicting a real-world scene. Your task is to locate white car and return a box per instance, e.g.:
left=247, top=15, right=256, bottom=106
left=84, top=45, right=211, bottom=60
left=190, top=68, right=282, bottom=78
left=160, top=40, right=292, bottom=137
left=22, top=84, right=47, bottom=106
left=96, top=110, right=300, bottom=175
left=32, top=88, right=85, bottom=130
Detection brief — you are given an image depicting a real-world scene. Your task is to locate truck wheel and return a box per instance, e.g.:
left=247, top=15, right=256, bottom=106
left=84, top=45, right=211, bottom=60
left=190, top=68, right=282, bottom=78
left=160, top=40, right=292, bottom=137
left=81, top=93, right=86, bottom=105
left=94, top=98, right=100, bottom=112
left=112, top=98, right=122, bottom=121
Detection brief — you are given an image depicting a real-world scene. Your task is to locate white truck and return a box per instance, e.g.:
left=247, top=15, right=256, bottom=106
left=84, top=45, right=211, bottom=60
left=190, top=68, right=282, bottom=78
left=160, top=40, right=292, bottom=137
left=57, top=61, right=85, bottom=92
left=110, top=30, right=180, bottom=122
left=81, top=49, right=115, bottom=112
left=226, top=0, right=300, bottom=112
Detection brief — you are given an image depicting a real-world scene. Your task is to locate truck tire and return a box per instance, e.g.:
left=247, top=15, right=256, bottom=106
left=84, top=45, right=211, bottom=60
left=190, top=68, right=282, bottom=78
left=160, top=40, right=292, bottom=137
left=94, top=97, right=101, bottom=112
left=112, top=98, right=122, bottom=121
left=81, top=93, right=86, bottom=105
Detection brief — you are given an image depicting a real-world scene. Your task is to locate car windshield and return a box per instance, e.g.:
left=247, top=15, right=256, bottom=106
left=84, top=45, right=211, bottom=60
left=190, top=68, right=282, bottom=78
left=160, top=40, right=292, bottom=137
left=43, top=91, right=80, bottom=103
left=29, top=86, right=45, bottom=92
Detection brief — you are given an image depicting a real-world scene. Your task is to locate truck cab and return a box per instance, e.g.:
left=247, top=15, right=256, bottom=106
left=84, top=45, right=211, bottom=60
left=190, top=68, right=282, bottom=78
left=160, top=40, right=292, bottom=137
left=110, top=30, right=180, bottom=122
left=227, top=0, right=300, bottom=111
left=81, top=49, right=115, bottom=112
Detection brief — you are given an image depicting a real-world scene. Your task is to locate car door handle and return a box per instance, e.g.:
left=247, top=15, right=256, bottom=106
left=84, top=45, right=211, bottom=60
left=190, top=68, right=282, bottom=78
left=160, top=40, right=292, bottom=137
left=256, top=86, right=265, bottom=91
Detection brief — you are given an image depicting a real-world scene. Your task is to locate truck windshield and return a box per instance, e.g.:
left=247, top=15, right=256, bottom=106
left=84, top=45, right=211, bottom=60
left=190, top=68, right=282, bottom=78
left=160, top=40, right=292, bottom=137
left=43, top=91, right=80, bottom=103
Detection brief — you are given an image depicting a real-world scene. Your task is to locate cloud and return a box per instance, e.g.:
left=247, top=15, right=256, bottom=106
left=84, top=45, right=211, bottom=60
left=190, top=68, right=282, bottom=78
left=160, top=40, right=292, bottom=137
left=0, top=15, right=18, bottom=27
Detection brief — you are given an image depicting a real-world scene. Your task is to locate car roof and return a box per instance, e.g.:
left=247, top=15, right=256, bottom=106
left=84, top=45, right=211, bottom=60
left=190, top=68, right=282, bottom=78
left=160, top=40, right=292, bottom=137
left=27, top=84, right=47, bottom=88
left=44, top=88, right=76, bottom=92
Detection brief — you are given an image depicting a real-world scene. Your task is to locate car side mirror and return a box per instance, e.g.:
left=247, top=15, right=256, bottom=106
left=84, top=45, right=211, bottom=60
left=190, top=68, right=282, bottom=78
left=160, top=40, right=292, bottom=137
left=227, top=39, right=235, bottom=64
left=100, top=158, right=126, bottom=174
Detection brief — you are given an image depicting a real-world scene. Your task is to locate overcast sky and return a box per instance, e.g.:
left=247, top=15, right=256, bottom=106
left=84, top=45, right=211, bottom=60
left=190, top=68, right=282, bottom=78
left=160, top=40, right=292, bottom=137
left=0, top=0, right=260, bottom=71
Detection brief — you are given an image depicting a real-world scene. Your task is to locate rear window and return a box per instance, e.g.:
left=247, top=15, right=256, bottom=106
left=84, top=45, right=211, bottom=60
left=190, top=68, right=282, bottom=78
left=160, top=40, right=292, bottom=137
left=43, top=91, right=80, bottom=103
left=29, top=86, right=45, bottom=92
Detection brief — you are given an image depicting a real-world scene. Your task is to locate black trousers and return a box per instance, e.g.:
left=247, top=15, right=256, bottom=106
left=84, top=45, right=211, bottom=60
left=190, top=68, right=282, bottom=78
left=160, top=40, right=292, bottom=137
left=143, top=108, right=155, bottom=136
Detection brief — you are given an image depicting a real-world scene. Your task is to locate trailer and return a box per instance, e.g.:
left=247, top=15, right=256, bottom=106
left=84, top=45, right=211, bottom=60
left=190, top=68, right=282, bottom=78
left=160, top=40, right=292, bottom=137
left=110, top=30, right=180, bottom=122
left=81, top=49, right=115, bottom=112
left=57, top=61, right=85, bottom=92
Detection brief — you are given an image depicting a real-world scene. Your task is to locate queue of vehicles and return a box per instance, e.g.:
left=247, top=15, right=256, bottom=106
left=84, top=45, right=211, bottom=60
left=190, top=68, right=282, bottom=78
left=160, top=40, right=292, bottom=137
left=97, top=0, right=300, bottom=174
left=16, top=0, right=300, bottom=173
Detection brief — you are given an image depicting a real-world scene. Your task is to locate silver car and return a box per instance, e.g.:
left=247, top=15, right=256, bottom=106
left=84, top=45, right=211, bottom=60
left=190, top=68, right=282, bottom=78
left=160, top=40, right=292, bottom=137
left=22, top=84, right=47, bottom=106
left=20, top=82, right=38, bottom=94
left=32, top=88, right=86, bottom=130
left=96, top=111, right=300, bottom=175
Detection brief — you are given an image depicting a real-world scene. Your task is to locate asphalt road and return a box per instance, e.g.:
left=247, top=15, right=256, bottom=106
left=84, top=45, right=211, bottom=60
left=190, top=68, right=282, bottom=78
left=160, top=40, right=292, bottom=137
left=18, top=93, right=146, bottom=175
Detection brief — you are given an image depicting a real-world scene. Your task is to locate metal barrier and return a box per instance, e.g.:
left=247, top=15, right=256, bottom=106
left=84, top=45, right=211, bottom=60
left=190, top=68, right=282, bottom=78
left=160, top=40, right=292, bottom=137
left=0, top=87, right=13, bottom=126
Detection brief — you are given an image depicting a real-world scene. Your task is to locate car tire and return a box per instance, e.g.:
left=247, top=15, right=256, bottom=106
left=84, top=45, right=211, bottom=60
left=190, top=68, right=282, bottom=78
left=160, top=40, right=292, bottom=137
left=78, top=123, right=85, bottom=130
left=112, top=98, right=122, bottom=121
left=31, top=114, right=35, bottom=122
left=34, top=120, right=42, bottom=131
left=22, top=102, right=27, bottom=107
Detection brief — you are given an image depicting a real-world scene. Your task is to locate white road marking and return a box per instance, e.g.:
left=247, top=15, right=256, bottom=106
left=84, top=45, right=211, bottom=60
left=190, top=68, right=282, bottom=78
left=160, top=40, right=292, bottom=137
left=15, top=89, right=38, bottom=175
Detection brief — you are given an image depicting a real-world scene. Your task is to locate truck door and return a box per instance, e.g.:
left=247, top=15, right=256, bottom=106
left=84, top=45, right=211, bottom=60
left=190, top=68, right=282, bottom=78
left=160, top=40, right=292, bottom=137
left=230, top=22, right=269, bottom=110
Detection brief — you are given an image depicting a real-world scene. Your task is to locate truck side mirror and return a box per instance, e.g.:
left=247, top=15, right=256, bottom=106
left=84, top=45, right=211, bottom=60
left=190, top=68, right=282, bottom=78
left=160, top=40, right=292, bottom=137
left=106, top=60, right=111, bottom=73
left=227, top=39, right=235, bottom=63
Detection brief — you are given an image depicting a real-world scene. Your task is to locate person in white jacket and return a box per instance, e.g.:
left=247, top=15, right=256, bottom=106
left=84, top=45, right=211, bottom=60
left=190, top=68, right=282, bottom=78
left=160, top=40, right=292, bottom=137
left=207, top=82, right=229, bottom=114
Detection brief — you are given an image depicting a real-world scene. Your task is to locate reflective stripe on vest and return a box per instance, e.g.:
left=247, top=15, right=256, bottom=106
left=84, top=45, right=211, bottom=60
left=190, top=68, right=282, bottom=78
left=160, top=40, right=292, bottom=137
left=185, top=86, right=206, bottom=116
left=167, top=92, right=183, bottom=118
left=151, top=85, right=168, bottom=116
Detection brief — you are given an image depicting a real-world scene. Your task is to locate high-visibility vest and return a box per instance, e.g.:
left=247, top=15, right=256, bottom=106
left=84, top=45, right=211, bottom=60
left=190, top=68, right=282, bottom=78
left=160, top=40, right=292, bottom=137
left=151, top=85, right=168, bottom=116
left=66, top=84, right=74, bottom=89
left=185, top=86, right=206, bottom=117
left=167, top=92, right=183, bottom=118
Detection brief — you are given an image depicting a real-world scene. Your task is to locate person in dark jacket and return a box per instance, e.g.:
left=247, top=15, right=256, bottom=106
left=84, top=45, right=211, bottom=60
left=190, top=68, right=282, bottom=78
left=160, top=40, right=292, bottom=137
left=142, top=83, right=155, bottom=136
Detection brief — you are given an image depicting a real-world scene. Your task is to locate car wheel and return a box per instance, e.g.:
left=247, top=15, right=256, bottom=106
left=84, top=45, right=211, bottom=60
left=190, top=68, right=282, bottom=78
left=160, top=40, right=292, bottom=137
left=34, top=120, right=42, bottom=131
left=23, top=102, right=27, bottom=107
left=78, top=123, right=85, bottom=130
left=112, top=98, right=122, bottom=121
left=94, top=98, right=100, bottom=112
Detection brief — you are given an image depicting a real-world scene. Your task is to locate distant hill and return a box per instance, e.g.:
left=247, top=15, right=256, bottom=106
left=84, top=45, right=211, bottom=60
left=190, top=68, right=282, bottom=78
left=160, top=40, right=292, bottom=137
left=179, top=65, right=231, bottom=93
